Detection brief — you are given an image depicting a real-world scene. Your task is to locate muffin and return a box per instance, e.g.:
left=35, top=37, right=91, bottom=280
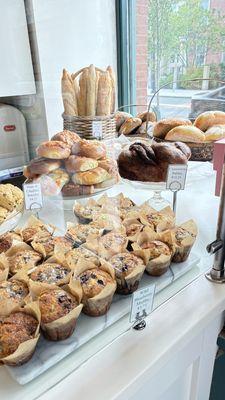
left=31, top=233, right=72, bottom=259
left=73, top=199, right=101, bottom=223
left=0, top=279, right=29, bottom=315
left=91, top=212, right=122, bottom=231
left=66, top=222, right=103, bottom=246
left=97, top=231, right=128, bottom=259
left=65, top=247, right=100, bottom=269
left=39, top=286, right=82, bottom=340
left=7, top=245, right=42, bottom=275
left=109, top=252, right=145, bottom=294
left=0, top=302, right=40, bottom=366
left=123, top=218, right=144, bottom=242
left=171, top=220, right=197, bottom=263
left=73, top=258, right=116, bottom=316
left=140, top=206, right=175, bottom=233
left=0, top=231, right=21, bottom=253
left=133, top=230, right=173, bottom=276
left=29, top=262, right=72, bottom=291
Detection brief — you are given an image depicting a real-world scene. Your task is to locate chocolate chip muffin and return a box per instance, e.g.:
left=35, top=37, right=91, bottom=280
left=0, top=312, right=38, bottom=363
left=39, top=288, right=81, bottom=340
left=30, top=263, right=71, bottom=286
left=110, top=253, right=145, bottom=294
left=8, top=249, right=42, bottom=274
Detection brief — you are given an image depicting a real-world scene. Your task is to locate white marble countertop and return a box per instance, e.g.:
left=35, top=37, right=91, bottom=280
left=0, top=162, right=221, bottom=399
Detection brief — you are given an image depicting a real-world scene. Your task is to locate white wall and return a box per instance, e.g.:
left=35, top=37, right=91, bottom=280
left=31, top=0, right=117, bottom=136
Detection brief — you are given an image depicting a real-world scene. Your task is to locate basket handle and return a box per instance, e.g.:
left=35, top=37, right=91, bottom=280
left=146, top=78, right=225, bottom=139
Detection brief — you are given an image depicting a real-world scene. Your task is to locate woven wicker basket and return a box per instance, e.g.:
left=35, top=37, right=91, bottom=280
left=63, top=113, right=117, bottom=141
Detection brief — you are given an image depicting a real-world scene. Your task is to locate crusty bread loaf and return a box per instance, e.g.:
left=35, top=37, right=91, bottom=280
left=107, top=65, right=116, bottom=114
left=153, top=118, right=192, bottom=139
left=61, top=69, right=77, bottom=116
left=65, top=156, right=98, bottom=173
left=72, top=167, right=110, bottom=185
left=71, top=139, right=106, bottom=159
left=136, top=111, right=156, bottom=123
left=36, top=141, right=71, bottom=159
left=165, top=125, right=205, bottom=143
left=205, top=124, right=225, bottom=141
left=78, top=69, right=88, bottom=116
left=194, top=111, right=225, bottom=131
left=96, top=71, right=111, bottom=116
left=86, top=64, right=96, bottom=116
left=119, top=117, right=142, bottom=135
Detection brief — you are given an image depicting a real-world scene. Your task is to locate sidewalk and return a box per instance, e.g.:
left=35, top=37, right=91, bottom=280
left=148, top=88, right=204, bottom=98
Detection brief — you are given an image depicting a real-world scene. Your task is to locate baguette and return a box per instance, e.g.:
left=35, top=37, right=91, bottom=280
left=95, top=71, right=100, bottom=114
left=78, top=68, right=88, bottom=116
left=73, top=77, right=79, bottom=116
left=96, top=71, right=112, bottom=116
left=61, top=69, right=76, bottom=116
left=86, top=64, right=96, bottom=116
left=107, top=65, right=116, bottom=114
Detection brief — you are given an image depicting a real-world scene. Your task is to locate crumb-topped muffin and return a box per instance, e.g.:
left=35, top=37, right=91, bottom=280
left=141, top=240, right=171, bottom=257
left=98, top=231, right=128, bottom=258
left=8, top=249, right=42, bottom=274
left=172, top=220, right=197, bottom=262
left=110, top=252, right=145, bottom=294
left=79, top=268, right=113, bottom=299
left=0, top=312, right=38, bottom=361
left=66, top=247, right=99, bottom=268
left=39, top=288, right=78, bottom=324
left=21, top=225, right=50, bottom=243
left=0, top=231, right=21, bottom=253
left=136, top=239, right=172, bottom=276
left=31, top=233, right=72, bottom=258
left=73, top=200, right=101, bottom=223
left=30, top=263, right=71, bottom=286
left=140, top=207, right=175, bottom=233
left=66, top=223, right=103, bottom=245
left=0, top=279, right=29, bottom=307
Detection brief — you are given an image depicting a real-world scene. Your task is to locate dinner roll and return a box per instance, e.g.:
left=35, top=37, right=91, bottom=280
left=119, top=117, right=142, bottom=135
left=71, top=140, right=106, bottom=159
left=205, top=125, right=225, bottom=141
left=194, top=111, right=225, bottom=131
left=36, top=141, right=71, bottom=159
left=72, top=167, right=110, bottom=185
left=51, top=130, right=81, bottom=147
left=136, top=111, right=157, bottom=123
left=153, top=118, right=192, bottom=139
left=165, top=125, right=205, bottom=143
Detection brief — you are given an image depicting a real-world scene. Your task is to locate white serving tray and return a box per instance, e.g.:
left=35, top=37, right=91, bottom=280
left=6, top=252, right=199, bottom=385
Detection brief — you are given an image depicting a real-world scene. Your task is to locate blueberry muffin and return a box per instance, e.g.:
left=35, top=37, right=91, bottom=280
left=109, top=252, right=145, bottom=294
left=8, top=249, right=42, bottom=274
left=140, top=207, right=175, bottom=233
left=0, top=279, right=29, bottom=310
left=30, top=263, right=71, bottom=286
left=172, top=220, right=197, bottom=263
left=39, top=288, right=82, bottom=340
left=0, top=311, right=39, bottom=365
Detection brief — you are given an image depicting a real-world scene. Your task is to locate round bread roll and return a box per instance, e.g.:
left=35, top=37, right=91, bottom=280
left=205, top=125, right=225, bottom=141
left=119, top=117, right=142, bottom=135
left=71, top=140, right=106, bottom=160
left=51, top=130, right=81, bottom=147
left=65, top=156, right=98, bottom=173
left=194, top=111, right=225, bottom=132
left=97, top=157, right=118, bottom=177
left=36, top=141, right=71, bottom=159
left=115, top=111, right=132, bottom=130
left=153, top=118, right=192, bottom=139
left=72, top=167, right=110, bottom=185
left=136, top=111, right=157, bottom=123
left=26, top=158, right=61, bottom=176
left=165, top=125, right=205, bottom=143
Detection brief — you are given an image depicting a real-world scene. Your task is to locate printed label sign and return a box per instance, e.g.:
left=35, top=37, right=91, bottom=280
left=92, top=121, right=103, bottom=139
left=23, top=183, right=43, bottom=210
left=166, top=164, right=188, bottom=191
left=130, top=284, right=156, bottom=323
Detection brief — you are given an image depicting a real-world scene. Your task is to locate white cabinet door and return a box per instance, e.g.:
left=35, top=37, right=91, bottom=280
left=0, top=0, right=35, bottom=96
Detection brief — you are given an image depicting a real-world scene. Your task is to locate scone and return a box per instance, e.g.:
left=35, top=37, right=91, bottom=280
left=109, top=252, right=145, bottom=294
left=0, top=303, right=40, bottom=366
left=73, top=258, right=116, bottom=316
left=39, top=286, right=82, bottom=340
left=171, top=220, right=197, bottom=262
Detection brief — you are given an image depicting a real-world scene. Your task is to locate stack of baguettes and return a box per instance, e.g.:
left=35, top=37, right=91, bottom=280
left=24, top=130, right=119, bottom=197
left=61, top=64, right=116, bottom=117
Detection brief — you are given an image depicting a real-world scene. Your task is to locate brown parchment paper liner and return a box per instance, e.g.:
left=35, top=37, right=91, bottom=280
left=0, top=253, right=9, bottom=282
left=139, top=206, right=175, bottom=233
left=66, top=221, right=104, bottom=244
left=17, top=215, right=55, bottom=235
left=122, top=218, right=144, bottom=242
left=36, top=281, right=83, bottom=341
left=73, top=258, right=116, bottom=317
left=0, top=301, right=41, bottom=366
left=171, top=220, right=198, bottom=263
left=5, top=242, right=42, bottom=275
left=73, top=199, right=100, bottom=223
left=0, top=270, right=32, bottom=316
left=91, top=212, right=122, bottom=231
left=110, top=251, right=146, bottom=295
left=132, top=229, right=173, bottom=276
left=85, top=229, right=128, bottom=260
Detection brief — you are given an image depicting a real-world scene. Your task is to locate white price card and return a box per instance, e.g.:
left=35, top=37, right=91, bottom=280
left=130, top=284, right=156, bottom=323
left=23, top=183, right=43, bottom=210
left=92, top=120, right=103, bottom=139
left=166, top=164, right=188, bottom=191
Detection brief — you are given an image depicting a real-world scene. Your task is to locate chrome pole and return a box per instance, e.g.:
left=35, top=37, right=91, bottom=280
left=206, top=165, right=225, bottom=283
